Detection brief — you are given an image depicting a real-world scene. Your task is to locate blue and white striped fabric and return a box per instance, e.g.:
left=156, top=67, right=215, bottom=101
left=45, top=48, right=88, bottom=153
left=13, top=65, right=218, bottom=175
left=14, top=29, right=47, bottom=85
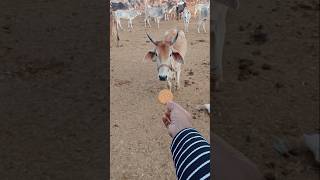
left=170, top=128, right=210, bottom=180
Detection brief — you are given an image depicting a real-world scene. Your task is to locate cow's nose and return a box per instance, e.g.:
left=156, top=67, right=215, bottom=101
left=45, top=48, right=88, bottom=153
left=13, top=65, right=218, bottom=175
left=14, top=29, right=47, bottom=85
left=159, top=75, right=167, bottom=81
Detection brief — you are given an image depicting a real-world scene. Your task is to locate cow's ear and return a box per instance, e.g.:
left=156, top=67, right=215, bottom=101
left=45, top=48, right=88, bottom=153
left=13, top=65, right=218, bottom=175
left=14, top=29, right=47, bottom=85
left=172, top=52, right=184, bottom=64
left=143, top=51, right=156, bottom=62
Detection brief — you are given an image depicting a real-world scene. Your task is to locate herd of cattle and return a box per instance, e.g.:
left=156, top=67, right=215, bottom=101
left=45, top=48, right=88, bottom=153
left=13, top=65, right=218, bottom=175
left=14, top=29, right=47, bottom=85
left=110, top=0, right=240, bottom=91
left=110, top=1, right=210, bottom=43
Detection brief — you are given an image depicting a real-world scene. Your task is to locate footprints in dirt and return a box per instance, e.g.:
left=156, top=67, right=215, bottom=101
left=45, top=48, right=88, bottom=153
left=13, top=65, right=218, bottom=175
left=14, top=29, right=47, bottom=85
left=238, top=23, right=269, bottom=46
left=190, top=39, right=207, bottom=46
left=291, top=2, right=319, bottom=11
left=114, top=79, right=131, bottom=87
left=238, top=59, right=259, bottom=81
left=2, top=25, right=11, bottom=34
left=238, top=59, right=273, bottom=81
left=237, top=58, right=287, bottom=92
left=1, top=61, right=67, bottom=80
left=184, top=69, right=195, bottom=87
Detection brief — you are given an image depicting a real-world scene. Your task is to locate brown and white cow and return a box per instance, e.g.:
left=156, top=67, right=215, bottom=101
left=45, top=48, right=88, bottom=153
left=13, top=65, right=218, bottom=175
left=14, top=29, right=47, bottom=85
left=144, top=29, right=187, bottom=91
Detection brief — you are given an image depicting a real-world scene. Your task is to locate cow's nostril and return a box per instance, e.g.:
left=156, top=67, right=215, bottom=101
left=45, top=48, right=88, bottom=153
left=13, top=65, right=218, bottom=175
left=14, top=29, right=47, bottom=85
left=159, top=75, right=167, bottom=81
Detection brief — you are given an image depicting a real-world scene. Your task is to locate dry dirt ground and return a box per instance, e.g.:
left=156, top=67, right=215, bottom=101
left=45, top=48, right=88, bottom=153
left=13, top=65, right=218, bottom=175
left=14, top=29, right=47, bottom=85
left=213, top=0, right=319, bottom=180
left=110, top=16, right=210, bottom=179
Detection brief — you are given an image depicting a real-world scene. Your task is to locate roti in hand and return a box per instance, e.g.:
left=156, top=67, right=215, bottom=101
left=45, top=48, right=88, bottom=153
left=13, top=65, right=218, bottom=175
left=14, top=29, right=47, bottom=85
left=158, top=89, right=173, bottom=104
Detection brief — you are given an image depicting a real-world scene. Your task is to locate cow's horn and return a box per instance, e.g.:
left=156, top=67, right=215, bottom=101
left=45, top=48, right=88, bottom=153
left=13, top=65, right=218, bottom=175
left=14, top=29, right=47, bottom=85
left=146, top=32, right=157, bottom=45
left=171, top=29, right=179, bottom=45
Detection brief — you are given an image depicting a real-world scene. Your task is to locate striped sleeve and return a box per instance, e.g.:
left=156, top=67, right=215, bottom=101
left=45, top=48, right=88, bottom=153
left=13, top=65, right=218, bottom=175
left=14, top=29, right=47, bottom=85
left=170, top=128, right=211, bottom=180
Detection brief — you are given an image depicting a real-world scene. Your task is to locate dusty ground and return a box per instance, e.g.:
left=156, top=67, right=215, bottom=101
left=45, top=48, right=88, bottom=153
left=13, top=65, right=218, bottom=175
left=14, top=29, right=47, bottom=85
left=0, top=1, right=108, bottom=179
left=213, top=0, right=319, bottom=179
left=110, top=16, right=210, bottom=179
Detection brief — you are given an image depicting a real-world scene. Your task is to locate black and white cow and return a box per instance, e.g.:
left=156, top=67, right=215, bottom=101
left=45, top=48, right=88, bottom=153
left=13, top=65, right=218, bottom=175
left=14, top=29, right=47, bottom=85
left=175, top=0, right=187, bottom=20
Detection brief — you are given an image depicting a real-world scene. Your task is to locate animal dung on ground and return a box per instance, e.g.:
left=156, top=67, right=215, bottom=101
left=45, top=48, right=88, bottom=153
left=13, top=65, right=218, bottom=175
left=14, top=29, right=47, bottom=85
left=158, top=89, right=173, bottom=104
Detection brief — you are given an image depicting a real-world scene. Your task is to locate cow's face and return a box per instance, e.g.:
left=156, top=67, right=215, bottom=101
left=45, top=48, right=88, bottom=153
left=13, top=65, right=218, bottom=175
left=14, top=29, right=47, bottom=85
left=144, top=32, right=183, bottom=81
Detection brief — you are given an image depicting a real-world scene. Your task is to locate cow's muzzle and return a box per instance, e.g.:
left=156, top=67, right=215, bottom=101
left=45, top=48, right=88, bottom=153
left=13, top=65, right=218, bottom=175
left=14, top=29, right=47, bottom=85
left=159, top=75, right=167, bottom=81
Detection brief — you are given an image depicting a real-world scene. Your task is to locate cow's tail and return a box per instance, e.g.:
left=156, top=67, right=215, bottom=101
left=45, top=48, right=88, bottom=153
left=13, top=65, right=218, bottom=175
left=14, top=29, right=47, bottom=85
left=116, top=23, right=120, bottom=47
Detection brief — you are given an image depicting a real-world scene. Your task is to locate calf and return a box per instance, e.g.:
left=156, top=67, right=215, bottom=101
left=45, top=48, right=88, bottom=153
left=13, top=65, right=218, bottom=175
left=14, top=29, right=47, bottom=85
left=182, top=8, right=191, bottom=32
left=144, top=6, right=165, bottom=28
left=197, top=5, right=209, bottom=33
left=143, top=29, right=187, bottom=91
left=114, top=9, right=141, bottom=31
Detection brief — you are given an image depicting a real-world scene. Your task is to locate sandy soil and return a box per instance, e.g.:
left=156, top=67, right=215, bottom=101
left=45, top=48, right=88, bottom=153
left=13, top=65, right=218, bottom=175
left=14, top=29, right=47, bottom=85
left=0, top=1, right=108, bottom=179
left=110, top=16, right=210, bottom=179
left=213, top=0, right=319, bottom=179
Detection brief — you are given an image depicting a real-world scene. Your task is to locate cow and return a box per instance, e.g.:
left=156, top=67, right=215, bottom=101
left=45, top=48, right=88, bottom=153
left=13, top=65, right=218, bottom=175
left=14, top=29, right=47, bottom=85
left=182, top=8, right=191, bottom=32
left=161, top=1, right=176, bottom=20
left=144, top=6, right=165, bottom=28
left=194, top=2, right=209, bottom=17
left=128, top=0, right=141, bottom=9
left=212, top=0, right=239, bottom=91
left=114, top=9, right=141, bottom=31
left=167, top=4, right=177, bottom=20
left=110, top=2, right=130, bottom=11
left=176, top=0, right=187, bottom=20
left=143, top=29, right=187, bottom=92
left=196, top=4, right=209, bottom=33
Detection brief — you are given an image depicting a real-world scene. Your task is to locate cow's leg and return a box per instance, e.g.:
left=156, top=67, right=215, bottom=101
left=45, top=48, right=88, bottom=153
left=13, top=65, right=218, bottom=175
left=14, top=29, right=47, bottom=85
left=176, top=69, right=181, bottom=90
left=186, top=21, right=189, bottom=32
left=118, top=20, right=124, bottom=30
left=147, top=18, right=151, bottom=27
left=129, top=19, right=133, bottom=30
left=116, top=19, right=120, bottom=30
left=197, top=20, right=201, bottom=33
left=203, top=20, right=207, bottom=33
left=167, top=80, right=172, bottom=92
left=157, top=18, right=160, bottom=29
left=212, top=2, right=228, bottom=91
left=144, top=18, right=147, bottom=27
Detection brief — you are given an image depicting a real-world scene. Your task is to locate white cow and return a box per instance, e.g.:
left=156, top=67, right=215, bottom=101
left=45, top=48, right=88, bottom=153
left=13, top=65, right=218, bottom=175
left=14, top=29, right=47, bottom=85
left=114, top=9, right=141, bottom=31
left=144, top=5, right=165, bottom=28
left=182, top=8, right=191, bottom=33
left=196, top=5, right=209, bottom=33
left=143, top=29, right=187, bottom=91
left=194, top=3, right=210, bottom=17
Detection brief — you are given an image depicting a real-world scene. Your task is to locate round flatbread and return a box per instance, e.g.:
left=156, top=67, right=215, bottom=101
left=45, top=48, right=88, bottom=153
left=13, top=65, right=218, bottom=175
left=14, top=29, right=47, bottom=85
left=158, top=89, right=173, bottom=104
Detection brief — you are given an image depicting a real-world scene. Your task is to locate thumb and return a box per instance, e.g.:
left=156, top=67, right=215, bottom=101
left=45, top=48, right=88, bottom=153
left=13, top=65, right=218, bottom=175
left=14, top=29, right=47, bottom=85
left=166, top=100, right=175, bottom=112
